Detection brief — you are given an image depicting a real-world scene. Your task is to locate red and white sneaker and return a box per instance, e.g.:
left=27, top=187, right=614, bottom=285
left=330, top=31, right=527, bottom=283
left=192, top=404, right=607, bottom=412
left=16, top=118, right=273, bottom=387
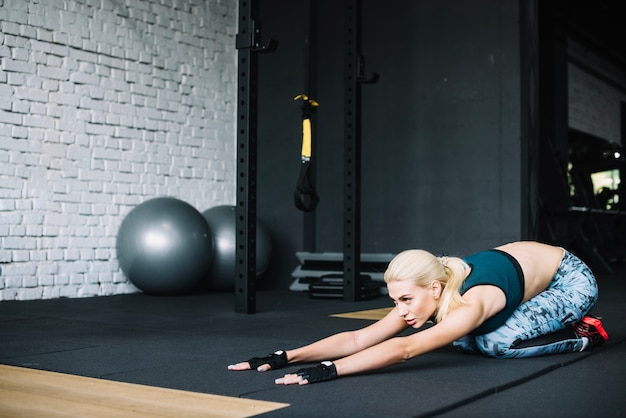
left=573, top=316, right=609, bottom=350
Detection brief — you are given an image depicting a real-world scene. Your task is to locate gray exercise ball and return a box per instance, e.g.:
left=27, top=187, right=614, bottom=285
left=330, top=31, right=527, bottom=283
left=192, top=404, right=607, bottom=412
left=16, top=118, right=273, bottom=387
left=117, top=197, right=213, bottom=295
left=202, top=205, right=272, bottom=291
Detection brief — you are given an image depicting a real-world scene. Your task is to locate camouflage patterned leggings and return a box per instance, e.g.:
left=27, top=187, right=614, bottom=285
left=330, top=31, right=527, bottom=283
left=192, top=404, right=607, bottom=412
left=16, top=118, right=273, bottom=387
left=453, top=249, right=598, bottom=358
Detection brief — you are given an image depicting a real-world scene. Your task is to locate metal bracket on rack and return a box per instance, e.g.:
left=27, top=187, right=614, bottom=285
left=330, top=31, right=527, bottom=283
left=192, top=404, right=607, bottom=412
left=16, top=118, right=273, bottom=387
left=236, top=19, right=278, bottom=52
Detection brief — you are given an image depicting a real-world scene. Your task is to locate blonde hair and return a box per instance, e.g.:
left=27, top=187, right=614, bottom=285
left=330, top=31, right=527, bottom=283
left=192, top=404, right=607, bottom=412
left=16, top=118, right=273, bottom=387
left=384, top=250, right=470, bottom=323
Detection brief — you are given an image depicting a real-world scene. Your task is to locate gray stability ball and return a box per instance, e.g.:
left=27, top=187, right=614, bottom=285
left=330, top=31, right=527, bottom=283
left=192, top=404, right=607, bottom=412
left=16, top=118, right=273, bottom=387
left=116, top=197, right=214, bottom=295
left=202, top=205, right=272, bottom=291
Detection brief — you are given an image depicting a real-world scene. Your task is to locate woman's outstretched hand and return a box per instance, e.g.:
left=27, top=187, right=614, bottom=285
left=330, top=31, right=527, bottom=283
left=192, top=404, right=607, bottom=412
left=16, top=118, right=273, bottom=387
left=228, top=350, right=288, bottom=372
left=275, top=361, right=337, bottom=385
left=275, top=372, right=308, bottom=385
left=229, top=352, right=339, bottom=385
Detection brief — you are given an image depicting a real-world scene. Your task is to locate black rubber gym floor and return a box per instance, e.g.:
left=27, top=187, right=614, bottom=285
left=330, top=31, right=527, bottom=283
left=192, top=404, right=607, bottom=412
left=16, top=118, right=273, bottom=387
left=1, top=265, right=625, bottom=417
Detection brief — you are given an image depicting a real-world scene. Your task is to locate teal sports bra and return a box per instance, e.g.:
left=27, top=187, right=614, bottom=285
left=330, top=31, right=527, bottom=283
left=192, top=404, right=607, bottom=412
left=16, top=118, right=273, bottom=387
left=460, top=249, right=525, bottom=335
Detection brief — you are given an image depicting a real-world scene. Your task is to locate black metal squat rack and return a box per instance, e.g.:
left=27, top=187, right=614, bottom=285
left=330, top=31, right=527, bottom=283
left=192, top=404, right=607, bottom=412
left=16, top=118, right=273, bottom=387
left=235, top=0, right=376, bottom=313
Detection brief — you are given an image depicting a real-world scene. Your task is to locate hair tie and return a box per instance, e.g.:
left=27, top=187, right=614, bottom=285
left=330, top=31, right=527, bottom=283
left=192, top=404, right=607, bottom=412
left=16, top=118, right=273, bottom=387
left=439, top=256, right=449, bottom=268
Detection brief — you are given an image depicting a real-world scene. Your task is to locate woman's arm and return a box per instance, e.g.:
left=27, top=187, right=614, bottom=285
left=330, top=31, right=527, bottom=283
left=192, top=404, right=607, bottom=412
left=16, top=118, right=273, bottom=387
left=287, top=308, right=409, bottom=364
left=228, top=307, right=408, bottom=371
left=334, top=310, right=475, bottom=376
left=277, top=286, right=502, bottom=384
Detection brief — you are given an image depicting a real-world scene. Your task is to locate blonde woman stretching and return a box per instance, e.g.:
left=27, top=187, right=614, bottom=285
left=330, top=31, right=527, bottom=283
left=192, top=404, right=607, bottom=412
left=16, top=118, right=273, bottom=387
left=228, top=241, right=608, bottom=385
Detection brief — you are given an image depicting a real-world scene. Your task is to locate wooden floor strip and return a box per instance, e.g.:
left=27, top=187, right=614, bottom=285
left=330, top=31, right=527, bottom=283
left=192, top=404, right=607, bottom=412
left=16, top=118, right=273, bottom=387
left=330, top=307, right=393, bottom=320
left=0, top=365, right=289, bottom=418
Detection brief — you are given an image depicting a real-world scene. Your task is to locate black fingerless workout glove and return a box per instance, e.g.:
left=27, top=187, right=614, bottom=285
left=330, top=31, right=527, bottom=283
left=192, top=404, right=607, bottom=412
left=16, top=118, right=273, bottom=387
left=247, top=350, right=289, bottom=370
left=295, top=361, right=337, bottom=384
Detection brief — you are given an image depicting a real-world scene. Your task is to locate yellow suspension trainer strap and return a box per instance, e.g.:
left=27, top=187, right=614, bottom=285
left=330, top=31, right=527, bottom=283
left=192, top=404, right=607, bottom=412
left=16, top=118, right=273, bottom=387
left=294, top=94, right=320, bottom=212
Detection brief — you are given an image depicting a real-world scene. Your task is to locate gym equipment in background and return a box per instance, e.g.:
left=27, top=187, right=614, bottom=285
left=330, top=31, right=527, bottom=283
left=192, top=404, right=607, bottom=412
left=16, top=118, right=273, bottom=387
left=293, top=94, right=320, bottom=212
left=116, top=197, right=213, bottom=295
left=202, top=205, right=272, bottom=291
left=290, top=252, right=393, bottom=299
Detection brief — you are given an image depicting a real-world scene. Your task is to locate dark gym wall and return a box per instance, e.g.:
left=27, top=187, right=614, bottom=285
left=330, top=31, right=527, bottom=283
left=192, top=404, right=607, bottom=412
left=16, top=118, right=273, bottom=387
left=255, top=0, right=523, bottom=289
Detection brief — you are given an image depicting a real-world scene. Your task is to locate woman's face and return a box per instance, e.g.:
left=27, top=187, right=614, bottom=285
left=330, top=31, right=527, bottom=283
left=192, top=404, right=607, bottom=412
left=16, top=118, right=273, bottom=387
left=387, top=280, right=440, bottom=328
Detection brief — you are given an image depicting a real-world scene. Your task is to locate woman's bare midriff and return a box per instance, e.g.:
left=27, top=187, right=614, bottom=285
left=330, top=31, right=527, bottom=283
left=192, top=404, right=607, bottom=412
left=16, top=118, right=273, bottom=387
left=495, top=241, right=564, bottom=302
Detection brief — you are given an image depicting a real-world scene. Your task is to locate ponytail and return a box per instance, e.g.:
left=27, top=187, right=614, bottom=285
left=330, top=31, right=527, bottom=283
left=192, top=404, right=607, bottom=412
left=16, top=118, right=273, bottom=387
left=434, top=256, right=470, bottom=323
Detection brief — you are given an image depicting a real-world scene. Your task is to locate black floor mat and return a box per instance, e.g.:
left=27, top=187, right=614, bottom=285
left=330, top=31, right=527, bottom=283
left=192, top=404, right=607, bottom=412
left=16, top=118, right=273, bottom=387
left=1, top=268, right=625, bottom=418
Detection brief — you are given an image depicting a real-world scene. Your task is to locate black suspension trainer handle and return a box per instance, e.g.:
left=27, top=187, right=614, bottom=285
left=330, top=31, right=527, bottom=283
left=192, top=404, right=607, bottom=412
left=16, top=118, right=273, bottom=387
left=294, top=94, right=320, bottom=212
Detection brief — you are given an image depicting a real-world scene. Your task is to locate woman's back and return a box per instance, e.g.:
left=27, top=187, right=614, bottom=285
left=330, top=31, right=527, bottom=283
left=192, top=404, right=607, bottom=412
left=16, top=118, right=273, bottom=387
left=495, top=241, right=564, bottom=302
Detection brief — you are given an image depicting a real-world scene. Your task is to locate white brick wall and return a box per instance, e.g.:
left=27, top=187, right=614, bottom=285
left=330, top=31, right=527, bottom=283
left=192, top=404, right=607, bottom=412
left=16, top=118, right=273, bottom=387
left=0, top=0, right=237, bottom=300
